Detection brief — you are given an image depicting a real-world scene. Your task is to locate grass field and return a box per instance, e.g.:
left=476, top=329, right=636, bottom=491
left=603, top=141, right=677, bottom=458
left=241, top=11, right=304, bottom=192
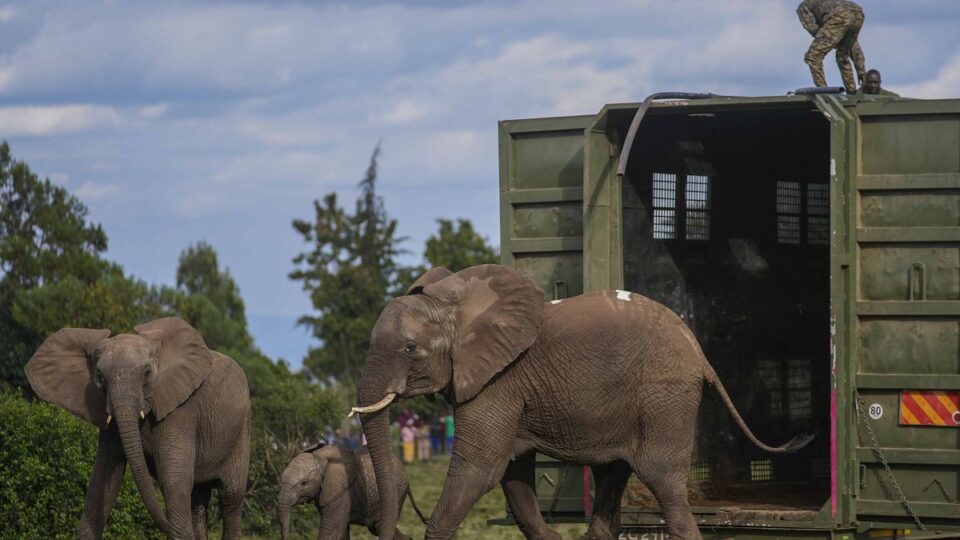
left=348, top=457, right=589, bottom=539
left=242, top=456, right=590, bottom=539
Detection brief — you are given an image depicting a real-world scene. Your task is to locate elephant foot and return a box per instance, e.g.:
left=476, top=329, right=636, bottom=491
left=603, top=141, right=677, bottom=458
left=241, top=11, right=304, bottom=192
left=581, top=527, right=619, bottom=540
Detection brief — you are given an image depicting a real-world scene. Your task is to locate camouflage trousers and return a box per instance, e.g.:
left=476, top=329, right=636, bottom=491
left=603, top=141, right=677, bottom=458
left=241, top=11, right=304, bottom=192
left=804, top=7, right=866, bottom=93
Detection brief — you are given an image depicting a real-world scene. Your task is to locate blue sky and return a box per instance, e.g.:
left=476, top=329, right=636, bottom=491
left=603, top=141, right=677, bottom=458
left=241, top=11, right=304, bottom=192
left=2, top=0, right=959, bottom=368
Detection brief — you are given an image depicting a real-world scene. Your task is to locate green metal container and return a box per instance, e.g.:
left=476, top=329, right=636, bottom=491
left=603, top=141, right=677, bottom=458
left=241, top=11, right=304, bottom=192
left=498, top=94, right=960, bottom=539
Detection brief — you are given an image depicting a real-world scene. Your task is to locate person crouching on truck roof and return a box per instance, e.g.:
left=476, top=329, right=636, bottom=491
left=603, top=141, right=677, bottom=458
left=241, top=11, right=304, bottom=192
left=860, top=69, right=900, bottom=97
left=797, top=0, right=866, bottom=94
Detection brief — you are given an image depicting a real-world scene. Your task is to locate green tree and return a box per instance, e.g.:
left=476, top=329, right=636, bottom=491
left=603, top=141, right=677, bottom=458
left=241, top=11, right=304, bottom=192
left=424, top=218, right=498, bottom=272
left=173, top=242, right=252, bottom=353
left=290, top=143, right=404, bottom=388
left=0, top=141, right=135, bottom=388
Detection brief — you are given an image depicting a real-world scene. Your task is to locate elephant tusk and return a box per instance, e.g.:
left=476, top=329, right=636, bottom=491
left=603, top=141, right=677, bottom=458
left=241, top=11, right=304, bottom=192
left=106, top=414, right=112, bottom=425
left=140, top=410, right=145, bottom=420
left=347, top=393, right=397, bottom=418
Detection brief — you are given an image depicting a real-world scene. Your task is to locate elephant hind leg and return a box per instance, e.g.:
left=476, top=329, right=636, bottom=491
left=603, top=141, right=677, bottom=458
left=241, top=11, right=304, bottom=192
left=629, top=442, right=700, bottom=540
left=217, top=480, right=244, bottom=540
left=500, top=451, right=561, bottom=540
left=191, top=483, right=212, bottom=540
left=583, top=461, right=631, bottom=540
left=629, top=397, right=701, bottom=539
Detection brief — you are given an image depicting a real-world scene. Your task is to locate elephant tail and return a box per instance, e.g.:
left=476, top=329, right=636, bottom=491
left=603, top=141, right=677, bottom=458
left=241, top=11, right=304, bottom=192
left=704, top=364, right=814, bottom=454
left=405, top=487, right=429, bottom=524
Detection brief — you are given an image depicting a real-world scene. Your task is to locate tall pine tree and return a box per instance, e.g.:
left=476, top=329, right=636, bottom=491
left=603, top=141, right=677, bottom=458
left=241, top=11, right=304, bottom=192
left=290, top=143, right=403, bottom=388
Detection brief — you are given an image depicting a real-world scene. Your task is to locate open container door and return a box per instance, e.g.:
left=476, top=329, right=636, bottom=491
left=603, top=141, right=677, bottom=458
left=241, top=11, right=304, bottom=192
left=846, top=97, right=960, bottom=534
left=498, top=114, right=594, bottom=520
left=594, top=95, right=842, bottom=537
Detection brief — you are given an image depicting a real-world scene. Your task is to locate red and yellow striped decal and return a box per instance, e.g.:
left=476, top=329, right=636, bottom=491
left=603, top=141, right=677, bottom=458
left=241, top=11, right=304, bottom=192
left=899, top=391, right=960, bottom=427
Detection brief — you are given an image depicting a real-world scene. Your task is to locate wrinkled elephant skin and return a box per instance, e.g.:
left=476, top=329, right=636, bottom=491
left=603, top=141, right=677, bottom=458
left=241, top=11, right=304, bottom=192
left=25, top=317, right=251, bottom=540
left=276, top=443, right=426, bottom=540
left=355, top=264, right=811, bottom=540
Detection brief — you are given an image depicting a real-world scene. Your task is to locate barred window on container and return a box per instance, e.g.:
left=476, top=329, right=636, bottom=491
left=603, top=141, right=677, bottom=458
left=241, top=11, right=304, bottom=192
left=776, top=181, right=801, bottom=244
left=807, top=183, right=829, bottom=245
left=685, top=174, right=710, bottom=241
left=652, top=172, right=677, bottom=240
left=651, top=172, right=711, bottom=241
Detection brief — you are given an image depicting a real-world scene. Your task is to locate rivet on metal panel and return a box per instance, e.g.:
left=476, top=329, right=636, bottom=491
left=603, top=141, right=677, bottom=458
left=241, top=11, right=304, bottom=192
left=907, top=263, right=926, bottom=301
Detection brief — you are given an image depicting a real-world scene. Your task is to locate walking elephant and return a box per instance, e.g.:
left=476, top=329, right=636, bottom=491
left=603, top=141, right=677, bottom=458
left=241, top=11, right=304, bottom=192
left=277, top=442, right=426, bottom=540
left=349, top=264, right=812, bottom=540
left=25, top=317, right=251, bottom=540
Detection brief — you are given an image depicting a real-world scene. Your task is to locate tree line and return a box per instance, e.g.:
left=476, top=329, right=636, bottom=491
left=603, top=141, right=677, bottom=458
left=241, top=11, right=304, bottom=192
left=0, top=140, right=496, bottom=537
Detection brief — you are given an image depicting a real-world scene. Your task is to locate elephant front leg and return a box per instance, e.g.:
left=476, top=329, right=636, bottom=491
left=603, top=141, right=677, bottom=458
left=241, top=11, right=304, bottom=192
left=157, top=446, right=198, bottom=539
left=426, top=457, right=510, bottom=540
left=78, top=429, right=126, bottom=540
left=500, top=451, right=561, bottom=540
left=317, top=494, right=351, bottom=540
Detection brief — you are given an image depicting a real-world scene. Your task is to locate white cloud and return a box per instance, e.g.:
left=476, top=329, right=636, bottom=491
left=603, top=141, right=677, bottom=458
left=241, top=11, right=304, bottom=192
left=138, top=103, right=168, bottom=120
left=177, top=189, right=226, bottom=218
left=49, top=172, right=70, bottom=184
left=0, top=6, right=13, bottom=23
left=383, top=99, right=432, bottom=124
left=897, top=51, right=960, bottom=98
left=0, top=105, right=120, bottom=136
left=0, top=3, right=405, bottom=95
left=74, top=181, right=121, bottom=201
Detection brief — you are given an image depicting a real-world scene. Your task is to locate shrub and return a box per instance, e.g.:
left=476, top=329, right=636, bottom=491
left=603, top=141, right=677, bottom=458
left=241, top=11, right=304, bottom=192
left=0, top=390, right=162, bottom=539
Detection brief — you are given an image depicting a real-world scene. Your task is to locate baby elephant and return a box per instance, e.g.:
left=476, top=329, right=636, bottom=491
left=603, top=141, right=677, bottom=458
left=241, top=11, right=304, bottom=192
left=277, top=442, right=426, bottom=540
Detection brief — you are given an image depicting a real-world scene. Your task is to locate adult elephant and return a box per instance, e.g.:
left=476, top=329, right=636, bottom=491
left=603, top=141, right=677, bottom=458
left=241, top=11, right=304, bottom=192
left=25, top=317, right=251, bottom=540
left=350, top=265, right=811, bottom=540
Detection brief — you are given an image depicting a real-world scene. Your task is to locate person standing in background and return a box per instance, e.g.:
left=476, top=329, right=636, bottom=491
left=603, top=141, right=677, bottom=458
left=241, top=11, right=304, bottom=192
left=797, top=0, right=866, bottom=93
left=401, top=420, right=416, bottom=464
left=430, top=418, right=443, bottom=456
left=444, top=413, right=455, bottom=455
left=417, top=423, right=431, bottom=461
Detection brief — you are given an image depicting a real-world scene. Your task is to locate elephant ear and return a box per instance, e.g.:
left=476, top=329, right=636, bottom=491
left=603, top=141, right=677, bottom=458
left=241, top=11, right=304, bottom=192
left=423, top=264, right=545, bottom=402
left=134, top=317, right=213, bottom=421
left=25, top=328, right=112, bottom=428
left=315, top=447, right=355, bottom=506
left=405, top=267, right=453, bottom=295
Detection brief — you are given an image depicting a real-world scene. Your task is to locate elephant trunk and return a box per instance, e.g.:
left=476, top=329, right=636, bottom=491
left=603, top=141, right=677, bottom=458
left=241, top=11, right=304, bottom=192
left=360, top=407, right=398, bottom=540
left=114, top=400, right=169, bottom=533
left=277, top=485, right=296, bottom=540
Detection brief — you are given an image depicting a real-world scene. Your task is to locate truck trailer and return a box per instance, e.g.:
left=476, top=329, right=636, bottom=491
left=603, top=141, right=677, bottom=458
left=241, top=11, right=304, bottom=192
left=497, top=92, right=960, bottom=539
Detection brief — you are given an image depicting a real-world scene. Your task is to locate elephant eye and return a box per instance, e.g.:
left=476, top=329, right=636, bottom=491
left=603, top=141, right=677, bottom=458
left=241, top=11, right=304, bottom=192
left=143, top=366, right=152, bottom=379
left=95, top=370, right=106, bottom=388
left=404, top=343, right=417, bottom=356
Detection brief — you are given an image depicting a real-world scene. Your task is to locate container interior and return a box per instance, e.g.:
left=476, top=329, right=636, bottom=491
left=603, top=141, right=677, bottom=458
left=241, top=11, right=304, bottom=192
left=616, top=102, right=832, bottom=515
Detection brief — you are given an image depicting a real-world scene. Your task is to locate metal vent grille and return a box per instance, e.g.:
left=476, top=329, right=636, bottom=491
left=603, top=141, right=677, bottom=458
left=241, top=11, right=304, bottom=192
left=690, top=463, right=711, bottom=484
left=787, top=358, right=812, bottom=420
left=685, top=174, right=710, bottom=240
left=757, top=359, right=783, bottom=415
left=750, top=459, right=773, bottom=481
left=777, top=181, right=801, bottom=244
left=652, top=173, right=677, bottom=239
left=807, top=183, right=829, bottom=245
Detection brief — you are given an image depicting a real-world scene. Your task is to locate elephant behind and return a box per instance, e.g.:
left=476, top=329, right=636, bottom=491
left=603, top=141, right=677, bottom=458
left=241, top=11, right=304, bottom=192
left=277, top=442, right=426, bottom=540
left=350, top=264, right=812, bottom=540
left=25, top=317, right=251, bottom=540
